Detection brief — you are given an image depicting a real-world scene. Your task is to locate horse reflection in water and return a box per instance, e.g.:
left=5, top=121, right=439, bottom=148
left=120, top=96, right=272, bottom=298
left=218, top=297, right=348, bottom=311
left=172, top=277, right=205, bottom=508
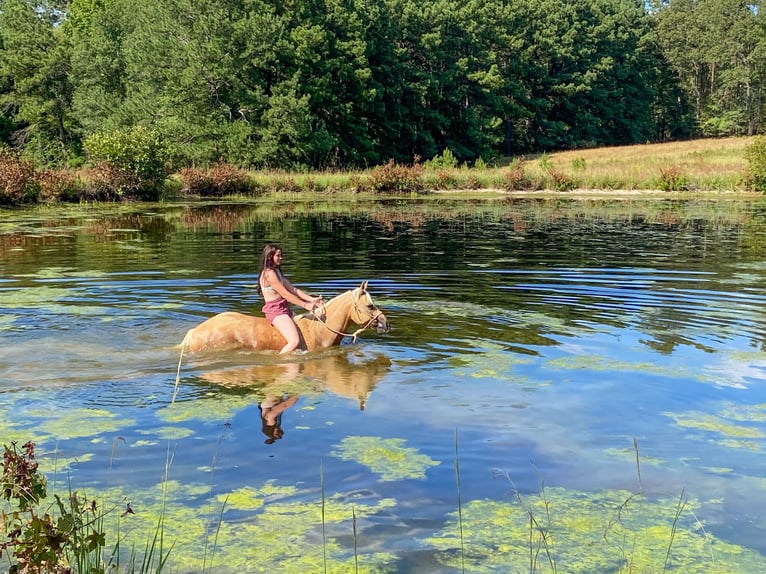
left=197, top=351, right=392, bottom=443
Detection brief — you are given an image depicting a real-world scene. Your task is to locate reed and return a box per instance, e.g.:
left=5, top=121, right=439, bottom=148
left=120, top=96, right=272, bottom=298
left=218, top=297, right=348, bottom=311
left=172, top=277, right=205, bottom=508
left=454, top=429, right=466, bottom=574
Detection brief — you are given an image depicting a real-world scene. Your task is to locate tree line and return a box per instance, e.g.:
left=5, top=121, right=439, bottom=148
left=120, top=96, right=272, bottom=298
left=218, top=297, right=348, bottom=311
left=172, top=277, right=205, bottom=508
left=0, top=0, right=764, bottom=171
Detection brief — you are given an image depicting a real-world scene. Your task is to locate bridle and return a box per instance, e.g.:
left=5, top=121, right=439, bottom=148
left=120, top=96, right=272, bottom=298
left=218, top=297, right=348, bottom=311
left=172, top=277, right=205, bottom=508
left=311, top=289, right=384, bottom=343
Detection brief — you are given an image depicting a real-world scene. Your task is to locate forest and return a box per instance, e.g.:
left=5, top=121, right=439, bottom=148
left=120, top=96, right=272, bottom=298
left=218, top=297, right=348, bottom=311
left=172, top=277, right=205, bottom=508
left=0, top=0, right=764, bottom=171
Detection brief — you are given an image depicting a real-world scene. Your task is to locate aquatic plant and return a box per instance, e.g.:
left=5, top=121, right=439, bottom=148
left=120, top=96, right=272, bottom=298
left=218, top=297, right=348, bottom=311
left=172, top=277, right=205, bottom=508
left=1, top=441, right=108, bottom=573
left=331, top=436, right=440, bottom=481
left=425, top=485, right=766, bottom=573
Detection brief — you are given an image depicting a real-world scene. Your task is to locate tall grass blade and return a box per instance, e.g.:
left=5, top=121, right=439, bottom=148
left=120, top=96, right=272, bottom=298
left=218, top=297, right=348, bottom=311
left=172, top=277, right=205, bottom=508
left=205, top=496, right=228, bottom=574
left=633, top=437, right=642, bottom=491
left=454, top=429, right=465, bottom=573
left=352, top=505, right=359, bottom=573
left=321, top=459, right=327, bottom=574
left=663, top=488, right=687, bottom=572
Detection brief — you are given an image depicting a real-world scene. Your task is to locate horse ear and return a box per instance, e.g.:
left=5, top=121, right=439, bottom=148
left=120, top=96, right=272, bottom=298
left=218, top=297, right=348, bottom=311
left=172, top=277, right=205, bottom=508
left=360, top=280, right=368, bottom=292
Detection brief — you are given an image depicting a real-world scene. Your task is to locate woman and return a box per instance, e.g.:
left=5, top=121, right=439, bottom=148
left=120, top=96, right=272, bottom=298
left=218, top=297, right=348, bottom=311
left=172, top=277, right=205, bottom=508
left=258, top=243, right=322, bottom=353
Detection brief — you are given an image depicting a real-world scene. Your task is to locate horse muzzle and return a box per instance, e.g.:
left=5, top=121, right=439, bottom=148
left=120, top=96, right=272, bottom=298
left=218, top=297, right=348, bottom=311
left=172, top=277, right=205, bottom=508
left=372, top=313, right=390, bottom=334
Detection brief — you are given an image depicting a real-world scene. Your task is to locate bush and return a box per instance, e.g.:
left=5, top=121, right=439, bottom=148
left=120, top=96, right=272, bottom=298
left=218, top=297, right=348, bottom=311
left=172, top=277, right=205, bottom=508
left=1, top=441, right=107, bottom=573
left=425, top=148, right=458, bottom=169
left=0, top=147, right=40, bottom=205
left=179, top=163, right=254, bottom=197
left=37, top=169, right=85, bottom=203
left=546, top=168, right=577, bottom=191
left=83, top=126, right=169, bottom=200
left=502, top=159, right=530, bottom=191
left=368, top=159, right=424, bottom=193
left=656, top=164, right=689, bottom=191
left=78, top=163, right=141, bottom=201
left=745, top=136, right=766, bottom=192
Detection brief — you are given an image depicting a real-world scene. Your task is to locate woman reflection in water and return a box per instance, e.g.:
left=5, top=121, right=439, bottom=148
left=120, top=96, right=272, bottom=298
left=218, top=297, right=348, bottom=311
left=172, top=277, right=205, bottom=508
left=259, top=394, right=299, bottom=444
left=258, top=243, right=322, bottom=354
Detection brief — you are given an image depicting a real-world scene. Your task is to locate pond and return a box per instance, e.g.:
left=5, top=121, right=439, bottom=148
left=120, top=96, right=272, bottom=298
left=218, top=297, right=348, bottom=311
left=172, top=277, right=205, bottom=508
left=2, top=196, right=766, bottom=573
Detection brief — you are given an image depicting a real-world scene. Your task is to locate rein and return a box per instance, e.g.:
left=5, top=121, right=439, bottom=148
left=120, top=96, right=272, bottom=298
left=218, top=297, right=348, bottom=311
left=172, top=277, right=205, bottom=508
left=310, top=295, right=383, bottom=343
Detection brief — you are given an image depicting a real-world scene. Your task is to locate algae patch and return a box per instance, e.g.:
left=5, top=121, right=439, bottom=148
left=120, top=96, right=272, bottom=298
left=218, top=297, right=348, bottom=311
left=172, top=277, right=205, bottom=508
left=426, top=487, right=766, bottom=573
left=332, top=435, right=440, bottom=481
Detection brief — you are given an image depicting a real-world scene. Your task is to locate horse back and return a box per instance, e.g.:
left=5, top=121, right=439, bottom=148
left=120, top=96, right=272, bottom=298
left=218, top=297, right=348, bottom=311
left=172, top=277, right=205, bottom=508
left=184, top=311, right=284, bottom=352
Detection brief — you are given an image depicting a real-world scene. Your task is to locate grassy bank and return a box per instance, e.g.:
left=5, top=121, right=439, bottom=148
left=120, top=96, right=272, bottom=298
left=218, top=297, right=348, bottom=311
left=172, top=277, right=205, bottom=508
left=1, top=137, right=761, bottom=206
left=203, top=137, right=756, bottom=197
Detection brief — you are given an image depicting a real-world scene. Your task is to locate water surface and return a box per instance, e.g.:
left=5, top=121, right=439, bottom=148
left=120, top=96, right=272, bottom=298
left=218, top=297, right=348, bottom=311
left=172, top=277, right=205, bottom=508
left=2, top=197, right=766, bottom=573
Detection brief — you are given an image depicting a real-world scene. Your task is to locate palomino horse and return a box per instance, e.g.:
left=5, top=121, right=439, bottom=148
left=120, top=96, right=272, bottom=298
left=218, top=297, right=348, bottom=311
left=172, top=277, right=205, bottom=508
left=173, top=281, right=389, bottom=400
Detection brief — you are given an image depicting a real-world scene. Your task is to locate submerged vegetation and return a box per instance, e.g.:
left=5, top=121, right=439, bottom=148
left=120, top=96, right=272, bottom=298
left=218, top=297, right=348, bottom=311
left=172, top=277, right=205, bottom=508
left=4, top=434, right=766, bottom=573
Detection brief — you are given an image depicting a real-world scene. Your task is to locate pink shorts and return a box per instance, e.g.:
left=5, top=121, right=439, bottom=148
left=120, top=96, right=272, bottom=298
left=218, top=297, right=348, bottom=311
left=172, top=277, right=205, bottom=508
left=263, top=298, right=293, bottom=324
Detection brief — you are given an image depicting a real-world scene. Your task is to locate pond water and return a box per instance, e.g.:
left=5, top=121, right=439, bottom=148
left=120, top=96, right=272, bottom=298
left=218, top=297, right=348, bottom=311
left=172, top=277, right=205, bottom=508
left=2, top=196, right=766, bottom=573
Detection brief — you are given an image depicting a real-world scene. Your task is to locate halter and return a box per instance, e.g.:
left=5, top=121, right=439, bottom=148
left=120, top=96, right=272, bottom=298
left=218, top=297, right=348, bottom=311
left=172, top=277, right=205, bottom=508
left=311, top=290, right=384, bottom=343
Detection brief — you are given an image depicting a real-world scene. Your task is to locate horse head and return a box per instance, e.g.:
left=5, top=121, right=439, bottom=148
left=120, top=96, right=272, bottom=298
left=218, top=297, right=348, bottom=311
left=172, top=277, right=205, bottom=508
left=351, top=280, right=390, bottom=334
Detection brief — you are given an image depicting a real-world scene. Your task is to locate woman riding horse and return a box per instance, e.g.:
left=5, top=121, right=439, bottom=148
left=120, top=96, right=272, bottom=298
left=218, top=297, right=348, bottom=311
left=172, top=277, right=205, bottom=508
left=258, top=243, right=323, bottom=354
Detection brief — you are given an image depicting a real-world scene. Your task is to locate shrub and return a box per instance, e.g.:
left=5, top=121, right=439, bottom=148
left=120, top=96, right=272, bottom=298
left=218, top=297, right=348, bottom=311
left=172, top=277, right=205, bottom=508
left=1, top=441, right=107, bottom=573
left=546, top=168, right=577, bottom=191
left=502, top=159, right=529, bottom=191
left=425, top=148, right=458, bottom=169
left=178, top=166, right=213, bottom=196
left=656, top=164, right=689, bottom=191
left=207, top=162, right=252, bottom=195
left=83, top=126, right=169, bottom=200
left=37, top=169, right=85, bottom=202
left=368, top=159, right=424, bottom=193
left=78, top=163, right=140, bottom=201
left=745, top=135, right=766, bottom=192
left=0, top=147, right=40, bottom=205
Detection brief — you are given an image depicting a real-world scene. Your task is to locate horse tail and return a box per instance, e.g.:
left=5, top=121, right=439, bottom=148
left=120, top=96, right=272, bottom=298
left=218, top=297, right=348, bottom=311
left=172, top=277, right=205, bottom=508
left=173, top=328, right=194, bottom=404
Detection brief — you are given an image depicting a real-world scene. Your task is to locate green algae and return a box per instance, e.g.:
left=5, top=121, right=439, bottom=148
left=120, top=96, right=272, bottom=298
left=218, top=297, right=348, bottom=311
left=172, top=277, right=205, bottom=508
left=332, top=436, right=440, bottom=481
left=27, top=407, right=135, bottom=440
left=449, top=340, right=534, bottom=380
left=546, top=353, right=695, bottom=378
left=719, top=401, right=766, bottom=423
left=137, top=426, right=195, bottom=440
left=426, top=488, right=766, bottom=573
left=86, top=477, right=397, bottom=573
left=604, top=447, right=664, bottom=466
left=665, top=411, right=764, bottom=441
left=156, top=395, right=257, bottom=423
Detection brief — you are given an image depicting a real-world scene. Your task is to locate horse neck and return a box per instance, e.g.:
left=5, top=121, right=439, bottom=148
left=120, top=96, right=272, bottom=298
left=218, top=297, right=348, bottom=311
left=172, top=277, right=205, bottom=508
left=322, top=290, right=354, bottom=335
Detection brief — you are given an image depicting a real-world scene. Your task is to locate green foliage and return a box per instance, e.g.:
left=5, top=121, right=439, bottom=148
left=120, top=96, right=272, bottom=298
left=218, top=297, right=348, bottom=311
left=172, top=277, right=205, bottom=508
left=425, top=148, right=459, bottom=169
left=1, top=0, right=764, bottom=169
left=571, top=156, right=586, bottom=171
left=83, top=126, right=168, bottom=200
left=745, top=136, right=766, bottom=192
left=0, top=0, right=77, bottom=166
left=0, top=146, right=40, bottom=204
left=367, top=159, right=424, bottom=193
left=1, top=442, right=106, bottom=574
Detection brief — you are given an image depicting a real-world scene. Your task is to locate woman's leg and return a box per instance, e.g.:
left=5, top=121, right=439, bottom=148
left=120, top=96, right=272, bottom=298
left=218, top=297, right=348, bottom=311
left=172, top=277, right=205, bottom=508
left=272, top=314, right=301, bottom=353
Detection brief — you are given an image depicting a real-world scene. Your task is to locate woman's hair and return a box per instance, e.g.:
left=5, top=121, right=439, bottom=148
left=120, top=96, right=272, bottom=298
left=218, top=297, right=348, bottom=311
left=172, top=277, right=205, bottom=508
left=259, top=405, right=284, bottom=445
left=259, top=243, right=282, bottom=294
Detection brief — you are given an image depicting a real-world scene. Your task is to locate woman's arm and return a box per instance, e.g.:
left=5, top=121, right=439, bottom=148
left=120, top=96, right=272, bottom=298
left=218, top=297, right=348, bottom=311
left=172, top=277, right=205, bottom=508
left=265, top=270, right=321, bottom=311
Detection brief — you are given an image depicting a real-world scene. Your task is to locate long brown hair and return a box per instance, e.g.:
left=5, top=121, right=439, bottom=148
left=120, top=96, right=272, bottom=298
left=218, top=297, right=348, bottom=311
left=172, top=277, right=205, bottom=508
left=258, top=243, right=282, bottom=294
